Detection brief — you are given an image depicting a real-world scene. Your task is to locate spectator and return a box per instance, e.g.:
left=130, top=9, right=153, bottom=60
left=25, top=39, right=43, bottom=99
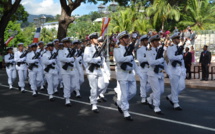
left=173, top=26, right=179, bottom=33
left=190, top=46, right=195, bottom=64
left=199, top=45, right=211, bottom=81
left=190, top=31, right=197, bottom=45
left=184, top=47, right=192, bottom=79
left=0, top=53, right=3, bottom=69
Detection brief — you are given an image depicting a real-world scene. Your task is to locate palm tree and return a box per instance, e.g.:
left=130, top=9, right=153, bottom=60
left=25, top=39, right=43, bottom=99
left=179, top=0, right=215, bottom=30
left=146, top=0, right=180, bottom=30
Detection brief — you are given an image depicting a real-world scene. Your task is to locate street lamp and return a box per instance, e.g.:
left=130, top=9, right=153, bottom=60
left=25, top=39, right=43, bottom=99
left=34, top=15, right=46, bottom=28
left=97, top=1, right=118, bottom=68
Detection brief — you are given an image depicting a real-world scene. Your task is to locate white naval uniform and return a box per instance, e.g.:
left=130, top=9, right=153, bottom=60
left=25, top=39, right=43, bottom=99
left=26, top=51, right=43, bottom=92
left=114, top=45, right=140, bottom=113
left=146, top=47, right=166, bottom=112
left=57, top=49, right=64, bottom=89
left=59, top=47, right=76, bottom=100
left=137, top=46, right=151, bottom=100
left=4, top=54, right=17, bottom=86
left=14, top=51, right=28, bottom=88
left=37, top=48, right=46, bottom=89
left=167, top=44, right=186, bottom=108
left=42, top=51, right=59, bottom=96
left=83, top=44, right=106, bottom=105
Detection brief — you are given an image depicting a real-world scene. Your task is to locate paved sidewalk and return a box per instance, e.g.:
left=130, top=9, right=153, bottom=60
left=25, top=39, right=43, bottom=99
left=110, top=67, right=215, bottom=90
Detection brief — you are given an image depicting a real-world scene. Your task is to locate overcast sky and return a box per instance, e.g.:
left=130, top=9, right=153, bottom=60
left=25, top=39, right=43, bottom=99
left=21, top=0, right=105, bottom=16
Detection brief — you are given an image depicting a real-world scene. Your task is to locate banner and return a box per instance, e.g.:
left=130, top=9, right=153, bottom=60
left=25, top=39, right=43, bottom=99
left=100, top=17, right=111, bottom=37
left=33, top=27, right=41, bottom=43
left=5, top=36, right=14, bottom=46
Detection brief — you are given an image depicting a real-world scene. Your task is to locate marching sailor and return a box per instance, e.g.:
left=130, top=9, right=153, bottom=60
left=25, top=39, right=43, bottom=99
left=136, top=35, right=151, bottom=104
left=14, top=43, right=28, bottom=93
left=114, top=31, right=142, bottom=121
left=58, top=37, right=76, bottom=106
left=166, top=32, right=186, bottom=110
left=4, top=47, right=17, bottom=89
left=26, top=43, right=43, bottom=97
left=83, top=32, right=106, bottom=113
left=42, top=42, right=59, bottom=101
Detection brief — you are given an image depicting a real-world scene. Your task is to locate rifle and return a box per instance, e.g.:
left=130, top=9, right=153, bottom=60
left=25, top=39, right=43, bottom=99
left=171, top=39, right=187, bottom=67
left=120, top=38, right=137, bottom=71
left=88, top=39, right=107, bottom=72
left=6, top=54, right=15, bottom=68
left=140, top=62, right=149, bottom=68
left=28, top=49, right=43, bottom=70
left=62, top=48, right=76, bottom=70
left=154, top=43, right=165, bottom=73
left=44, top=50, right=59, bottom=72
left=20, top=50, right=29, bottom=58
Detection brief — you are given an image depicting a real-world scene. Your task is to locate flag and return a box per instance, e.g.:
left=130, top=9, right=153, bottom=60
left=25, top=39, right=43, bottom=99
left=33, top=27, right=41, bottom=43
left=5, top=36, right=14, bottom=46
left=100, top=17, right=111, bottom=37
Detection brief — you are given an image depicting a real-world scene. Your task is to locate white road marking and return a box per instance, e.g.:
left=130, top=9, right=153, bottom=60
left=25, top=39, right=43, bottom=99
left=0, top=84, right=215, bottom=132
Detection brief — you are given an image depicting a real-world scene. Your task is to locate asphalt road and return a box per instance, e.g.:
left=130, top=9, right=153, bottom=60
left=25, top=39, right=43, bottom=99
left=0, top=70, right=215, bottom=134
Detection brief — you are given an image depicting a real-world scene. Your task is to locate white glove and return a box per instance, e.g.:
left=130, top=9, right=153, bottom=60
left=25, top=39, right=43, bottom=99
left=34, top=59, right=39, bottom=63
left=94, top=57, right=101, bottom=63
left=21, top=57, right=26, bottom=62
left=178, top=55, right=183, bottom=60
left=127, top=55, right=133, bottom=61
left=50, top=59, right=56, bottom=64
left=158, top=58, right=164, bottom=63
left=68, top=57, right=74, bottom=62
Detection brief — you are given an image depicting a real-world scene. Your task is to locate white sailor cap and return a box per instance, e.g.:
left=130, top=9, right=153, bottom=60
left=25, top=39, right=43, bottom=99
left=131, top=32, right=138, bottom=39
left=37, top=41, right=44, bottom=45
left=98, top=36, right=104, bottom=42
left=6, top=47, right=13, bottom=51
left=31, top=43, right=38, bottom=47
left=17, top=43, right=24, bottom=46
left=61, top=37, right=72, bottom=43
left=59, top=43, right=63, bottom=46
left=47, top=42, right=54, bottom=47
left=117, top=31, right=129, bottom=40
left=149, top=35, right=160, bottom=42
left=53, top=39, right=59, bottom=42
left=139, top=35, right=149, bottom=41
left=170, top=32, right=180, bottom=39
left=28, top=44, right=32, bottom=48
left=88, top=32, right=99, bottom=39
left=72, top=40, right=80, bottom=44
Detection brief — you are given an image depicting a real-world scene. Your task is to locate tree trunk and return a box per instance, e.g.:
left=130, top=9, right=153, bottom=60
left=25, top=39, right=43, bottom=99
left=0, top=17, right=10, bottom=50
left=57, top=9, right=75, bottom=40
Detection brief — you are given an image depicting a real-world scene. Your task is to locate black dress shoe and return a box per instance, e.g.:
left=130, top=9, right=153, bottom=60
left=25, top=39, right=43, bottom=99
left=40, top=88, right=45, bottom=91
left=97, top=98, right=102, bottom=103
left=54, top=91, right=59, bottom=95
left=76, top=95, right=81, bottom=99
left=124, top=116, right=133, bottom=121
left=99, top=96, right=107, bottom=102
left=166, top=96, right=174, bottom=105
left=32, top=94, right=37, bottom=97
left=21, top=90, right=26, bottom=93
left=65, top=103, right=71, bottom=107
left=147, top=102, right=154, bottom=109
left=174, top=106, right=183, bottom=111
left=92, top=109, right=99, bottom=113
left=49, top=98, right=55, bottom=102
left=114, top=102, right=123, bottom=114
left=155, top=111, right=164, bottom=115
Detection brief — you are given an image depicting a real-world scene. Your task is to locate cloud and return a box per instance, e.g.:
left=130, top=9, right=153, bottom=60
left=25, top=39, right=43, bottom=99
left=21, top=0, right=61, bottom=16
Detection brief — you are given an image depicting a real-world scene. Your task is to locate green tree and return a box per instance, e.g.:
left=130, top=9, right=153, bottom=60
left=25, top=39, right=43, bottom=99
left=0, top=0, right=29, bottom=49
left=40, top=28, right=56, bottom=43
left=146, top=0, right=180, bottom=30
left=178, top=0, right=215, bottom=30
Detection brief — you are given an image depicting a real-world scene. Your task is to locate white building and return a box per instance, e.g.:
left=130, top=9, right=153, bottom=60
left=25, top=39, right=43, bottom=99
left=43, top=22, right=58, bottom=30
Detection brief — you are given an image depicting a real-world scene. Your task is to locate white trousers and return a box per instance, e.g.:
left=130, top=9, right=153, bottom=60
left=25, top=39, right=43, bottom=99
left=29, top=70, right=43, bottom=91
left=169, top=75, right=185, bottom=104
left=73, top=70, right=81, bottom=91
left=62, top=73, right=76, bottom=98
left=87, top=74, right=105, bottom=105
left=139, top=72, right=151, bottom=98
left=17, top=69, right=27, bottom=88
left=45, top=73, right=58, bottom=95
left=148, top=76, right=164, bottom=107
left=6, top=69, right=16, bottom=85
left=118, top=80, right=136, bottom=111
